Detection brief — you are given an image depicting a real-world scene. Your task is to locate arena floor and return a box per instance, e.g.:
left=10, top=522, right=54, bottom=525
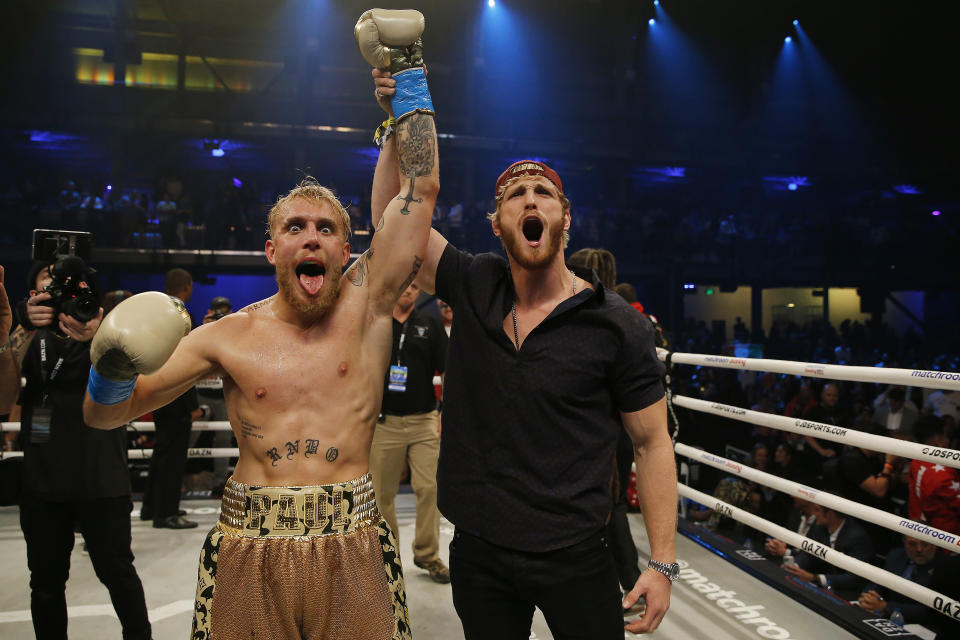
left=0, top=495, right=860, bottom=640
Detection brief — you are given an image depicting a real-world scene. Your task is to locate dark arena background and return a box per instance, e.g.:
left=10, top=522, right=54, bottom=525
left=1, top=2, right=959, bottom=639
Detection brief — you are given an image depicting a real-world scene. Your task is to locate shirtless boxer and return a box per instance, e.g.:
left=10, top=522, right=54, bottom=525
left=83, top=10, right=438, bottom=639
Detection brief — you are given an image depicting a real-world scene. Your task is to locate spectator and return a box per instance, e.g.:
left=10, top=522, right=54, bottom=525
left=908, top=416, right=960, bottom=536
left=782, top=505, right=875, bottom=600
left=802, top=383, right=849, bottom=460
left=872, top=386, right=919, bottom=440
left=857, top=536, right=941, bottom=625
left=436, top=298, right=453, bottom=337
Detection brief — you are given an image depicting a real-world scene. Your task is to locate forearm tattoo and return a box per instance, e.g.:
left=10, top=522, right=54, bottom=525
left=395, top=174, right=423, bottom=216
left=264, top=438, right=338, bottom=467
left=396, top=113, right=436, bottom=178
left=0, top=327, right=36, bottom=370
left=345, top=248, right=374, bottom=287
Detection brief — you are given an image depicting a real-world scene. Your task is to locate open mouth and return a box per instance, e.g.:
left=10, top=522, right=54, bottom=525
left=296, top=260, right=326, bottom=295
left=521, top=216, right=544, bottom=247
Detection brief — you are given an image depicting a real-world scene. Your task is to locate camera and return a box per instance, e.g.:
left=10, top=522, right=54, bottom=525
left=31, top=229, right=101, bottom=324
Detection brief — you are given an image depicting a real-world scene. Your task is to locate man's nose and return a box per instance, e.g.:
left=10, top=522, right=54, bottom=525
left=523, top=188, right=537, bottom=208
left=303, top=224, right=321, bottom=245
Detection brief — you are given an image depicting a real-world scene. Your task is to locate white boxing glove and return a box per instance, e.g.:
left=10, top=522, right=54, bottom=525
left=354, top=9, right=425, bottom=70
left=87, top=291, right=192, bottom=404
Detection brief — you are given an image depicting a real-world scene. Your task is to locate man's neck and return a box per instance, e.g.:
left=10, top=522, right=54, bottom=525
left=827, top=517, right=845, bottom=535
left=508, top=254, right=573, bottom=308
left=393, top=306, right=414, bottom=324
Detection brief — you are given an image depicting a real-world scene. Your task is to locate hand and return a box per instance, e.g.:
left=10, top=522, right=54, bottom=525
left=858, top=590, right=886, bottom=614
left=764, top=538, right=787, bottom=557
left=372, top=68, right=395, bottom=116
left=25, top=292, right=56, bottom=329
left=59, top=309, right=103, bottom=343
left=782, top=563, right=814, bottom=582
left=0, top=266, right=11, bottom=338
left=623, top=569, right=671, bottom=634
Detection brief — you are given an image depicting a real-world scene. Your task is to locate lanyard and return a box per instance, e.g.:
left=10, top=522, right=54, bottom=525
left=396, top=319, right=409, bottom=366
left=39, top=337, right=68, bottom=385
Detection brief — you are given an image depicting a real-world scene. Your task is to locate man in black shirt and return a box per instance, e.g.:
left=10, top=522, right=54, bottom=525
left=371, top=78, right=676, bottom=638
left=371, top=282, right=449, bottom=583
left=0, top=262, right=151, bottom=640
left=141, top=268, right=200, bottom=529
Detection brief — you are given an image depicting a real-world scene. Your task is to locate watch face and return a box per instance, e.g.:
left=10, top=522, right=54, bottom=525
left=669, top=563, right=680, bottom=580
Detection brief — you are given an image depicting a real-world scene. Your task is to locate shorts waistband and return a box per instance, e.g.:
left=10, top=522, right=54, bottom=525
left=219, top=473, right=380, bottom=538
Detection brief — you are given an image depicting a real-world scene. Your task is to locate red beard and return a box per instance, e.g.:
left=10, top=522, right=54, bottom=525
left=500, top=217, right=565, bottom=270
left=275, top=260, right=343, bottom=322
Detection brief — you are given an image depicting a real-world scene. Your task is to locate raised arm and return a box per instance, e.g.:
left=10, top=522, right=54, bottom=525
left=620, top=396, right=677, bottom=634
left=367, top=59, right=447, bottom=296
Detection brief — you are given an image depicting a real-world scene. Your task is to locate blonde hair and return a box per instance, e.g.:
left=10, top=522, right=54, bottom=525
left=487, top=175, right=571, bottom=248
left=267, top=177, right=351, bottom=240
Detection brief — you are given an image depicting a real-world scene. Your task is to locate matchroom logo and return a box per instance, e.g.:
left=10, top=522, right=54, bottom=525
left=675, top=559, right=792, bottom=639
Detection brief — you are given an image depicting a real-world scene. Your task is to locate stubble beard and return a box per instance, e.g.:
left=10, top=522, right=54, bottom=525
left=275, top=261, right=343, bottom=322
left=500, top=218, right=565, bottom=270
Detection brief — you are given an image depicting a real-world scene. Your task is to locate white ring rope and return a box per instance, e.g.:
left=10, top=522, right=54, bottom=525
left=678, top=483, right=960, bottom=623
left=675, top=442, right=960, bottom=553
left=661, top=351, right=960, bottom=391
left=673, top=395, right=960, bottom=470
left=0, top=447, right=240, bottom=459
left=0, top=420, right=235, bottom=433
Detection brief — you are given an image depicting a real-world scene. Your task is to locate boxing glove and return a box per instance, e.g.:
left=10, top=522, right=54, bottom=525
left=87, top=292, right=192, bottom=405
left=355, top=9, right=433, bottom=121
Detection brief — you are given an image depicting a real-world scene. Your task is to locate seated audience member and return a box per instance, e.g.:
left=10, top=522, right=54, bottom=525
left=909, top=415, right=960, bottom=536
left=872, top=386, right=919, bottom=440
left=803, top=383, right=849, bottom=460
left=764, top=497, right=824, bottom=565
left=823, top=422, right=898, bottom=510
left=782, top=505, right=874, bottom=600
left=857, top=536, right=940, bottom=626
left=784, top=382, right=817, bottom=419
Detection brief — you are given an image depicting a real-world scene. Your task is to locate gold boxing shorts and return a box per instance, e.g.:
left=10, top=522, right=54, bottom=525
left=190, top=474, right=411, bottom=639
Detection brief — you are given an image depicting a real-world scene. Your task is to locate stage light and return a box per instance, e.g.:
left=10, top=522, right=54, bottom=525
left=793, top=19, right=799, bottom=26
left=488, top=0, right=495, bottom=7
left=932, top=210, right=942, bottom=216
left=105, top=185, right=112, bottom=191
left=649, top=18, right=655, bottom=25
left=232, top=178, right=243, bottom=188
left=211, top=148, right=225, bottom=158
left=654, top=0, right=660, bottom=5
left=683, top=283, right=695, bottom=290
left=787, top=182, right=798, bottom=191
left=784, top=36, right=792, bottom=44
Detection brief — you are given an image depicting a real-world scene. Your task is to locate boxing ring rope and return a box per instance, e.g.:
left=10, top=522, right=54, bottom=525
left=678, top=484, right=960, bottom=623
left=675, top=442, right=960, bottom=553
left=664, top=351, right=960, bottom=391
left=663, top=349, right=960, bottom=623
left=673, top=395, right=960, bottom=470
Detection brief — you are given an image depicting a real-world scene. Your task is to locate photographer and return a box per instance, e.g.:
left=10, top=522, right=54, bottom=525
left=0, top=261, right=152, bottom=640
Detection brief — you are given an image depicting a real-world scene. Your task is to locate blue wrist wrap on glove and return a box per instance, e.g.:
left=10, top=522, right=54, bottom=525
left=391, top=67, right=434, bottom=121
left=87, top=365, right=137, bottom=405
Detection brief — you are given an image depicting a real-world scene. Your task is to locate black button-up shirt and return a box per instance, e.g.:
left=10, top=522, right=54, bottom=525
left=435, top=245, right=665, bottom=551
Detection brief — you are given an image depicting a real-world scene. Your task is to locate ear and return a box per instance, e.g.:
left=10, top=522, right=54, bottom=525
left=265, top=239, right=276, bottom=265
left=563, top=209, right=571, bottom=233
left=341, top=242, right=351, bottom=267
left=491, top=216, right=501, bottom=238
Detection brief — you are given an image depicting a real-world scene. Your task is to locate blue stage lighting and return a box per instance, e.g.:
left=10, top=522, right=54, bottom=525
left=649, top=18, right=655, bottom=25
left=784, top=36, right=792, bottom=44
left=932, top=210, right=942, bottom=216
left=488, top=0, right=495, bottom=7
left=654, top=0, right=660, bottom=5
left=683, top=283, right=695, bottom=290
left=211, top=148, right=225, bottom=158
left=793, top=19, right=799, bottom=26
left=787, top=182, right=798, bottom=191
left=105, top=185, right=112, bottom=191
